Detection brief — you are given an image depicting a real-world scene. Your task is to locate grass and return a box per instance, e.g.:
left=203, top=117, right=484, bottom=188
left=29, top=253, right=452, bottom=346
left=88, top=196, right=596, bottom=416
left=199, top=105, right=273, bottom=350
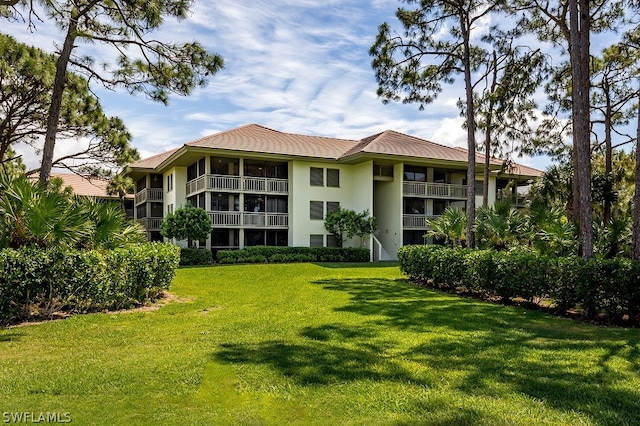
left=1, top=262, right=640, bottom=425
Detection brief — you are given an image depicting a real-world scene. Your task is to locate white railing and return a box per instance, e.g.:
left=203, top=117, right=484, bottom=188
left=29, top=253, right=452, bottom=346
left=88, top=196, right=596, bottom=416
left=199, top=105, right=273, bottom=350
left=208, top=211, right=241, bottom=226
left=403, top=182, right=467, bottom=199
left=186, top=175, right=206, bottom=194
left=209, top=175, right=241, bottom=191
left=206, top=211, right=289, bottom=228
left=137, top=217, right=163, bottom=230
left=403, top=214, right=440, bottom=229
left=186, top=175, right=288, bottom=196
left=243, top=212, right=288, bottom=228
left=135, top=188, right=164, bottom=205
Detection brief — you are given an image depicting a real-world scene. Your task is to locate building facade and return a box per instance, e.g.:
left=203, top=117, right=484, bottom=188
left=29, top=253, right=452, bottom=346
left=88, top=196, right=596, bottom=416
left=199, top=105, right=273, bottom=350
left=127, top=124, right=542, bottom=260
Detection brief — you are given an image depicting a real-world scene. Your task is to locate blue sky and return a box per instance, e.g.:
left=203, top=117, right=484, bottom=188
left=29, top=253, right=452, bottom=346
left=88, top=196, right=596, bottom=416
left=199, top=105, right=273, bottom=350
left=4, top=0, right=553, bottom=171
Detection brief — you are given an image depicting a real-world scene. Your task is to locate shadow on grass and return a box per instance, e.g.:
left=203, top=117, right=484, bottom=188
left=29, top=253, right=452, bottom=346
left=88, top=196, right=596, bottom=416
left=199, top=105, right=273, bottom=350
left=212, top=276, right=640, bottom=424
left=313, top=277, right=640, bottom=425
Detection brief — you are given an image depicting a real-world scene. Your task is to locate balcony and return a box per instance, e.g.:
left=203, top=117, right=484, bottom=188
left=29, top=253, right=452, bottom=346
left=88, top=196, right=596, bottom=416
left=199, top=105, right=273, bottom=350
left=208, top=211, right=288, bottom=228
left=137, top=217, right=163, bottom=230
left=135, top=188, right=163, bottom=205
left=403, top=214, right=440, bottom=229
left=403, top=182, right=467, bottom=199
left=186, top=174, right=288, bottom=196
left=497, top=191, right=528, bottom=207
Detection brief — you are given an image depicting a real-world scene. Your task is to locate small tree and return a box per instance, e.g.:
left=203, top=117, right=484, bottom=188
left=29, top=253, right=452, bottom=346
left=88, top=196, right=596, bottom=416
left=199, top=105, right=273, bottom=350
left=325, top=208, right=377, bottom=248
left=353, top=210, right=378, bottom=247
left=160, top=204, right=210, bottom=247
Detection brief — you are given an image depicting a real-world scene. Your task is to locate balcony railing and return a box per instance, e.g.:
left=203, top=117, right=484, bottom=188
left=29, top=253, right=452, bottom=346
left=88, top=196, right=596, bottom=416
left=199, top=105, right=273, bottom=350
left=403, top=182, right=467, bottom=199
left=186, top=174, right=288, bottom=196
left=135, top=188, right=164, bottom=205
left=207, top=211, right=289, bottom=228
left=137, top=217, right=163, bottom=230
left=497, top=191, right=528, bottom=207
left=208, top=211, right=241, bottom=227
left=403, top=214, right=440, bottom=229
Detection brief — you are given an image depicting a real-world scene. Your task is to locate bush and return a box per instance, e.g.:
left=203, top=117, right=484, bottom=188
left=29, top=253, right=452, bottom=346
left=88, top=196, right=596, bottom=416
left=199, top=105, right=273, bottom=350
left=398, top=244, right=640, bottom=320
left=216, top=246, right=370, bottom=264
left=180, top=248, right=213, bottom=266
left=0, top=243, right=180, bottom=325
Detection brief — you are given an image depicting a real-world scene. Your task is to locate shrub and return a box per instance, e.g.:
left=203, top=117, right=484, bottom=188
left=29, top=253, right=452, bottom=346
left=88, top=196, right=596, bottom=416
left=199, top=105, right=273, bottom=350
left=398, top=244, right=640, bottom=320
left=216, top=246, right=370, bottom=264
left=0, top=242, right=180, bottom=324
left=180, top=248, right=213, bottom=266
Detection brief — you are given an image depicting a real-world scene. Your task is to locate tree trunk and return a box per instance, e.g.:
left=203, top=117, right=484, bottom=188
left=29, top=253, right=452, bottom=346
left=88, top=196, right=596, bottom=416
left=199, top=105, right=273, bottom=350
left=461, top=12, right=476, bottom=248
left=569, top=0, right=593, bottom=259
left=632, top=88, right=640, bottom=260
left=39, top=18, right=77, bottom=184
left=604, top=89, right=612, bottom=226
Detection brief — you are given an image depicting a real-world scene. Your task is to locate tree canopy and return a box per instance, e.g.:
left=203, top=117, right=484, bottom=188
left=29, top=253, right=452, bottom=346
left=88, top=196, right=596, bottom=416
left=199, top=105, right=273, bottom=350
left=3, top=0, right=224, bottom=183
left=0, top=33, right=139, bottom=178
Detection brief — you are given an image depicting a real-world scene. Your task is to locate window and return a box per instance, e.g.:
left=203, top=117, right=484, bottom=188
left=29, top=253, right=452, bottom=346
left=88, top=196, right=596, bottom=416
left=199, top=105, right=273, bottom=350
left=403, top=165, right=427, bottom=182
left=310, top=167, right=324, bottom=186
left=433, top=169, right=447, bottom=183
left=166, top=174, right=173, bottom=192
left=167, top=204, right=174, bottom=215
left=326, top=201, right=340, bottom=214
left=266, top=196, right=288, bottom=213
left=403, top=230, right=428, bottom=245
left=475, top=181, right=485, bottom=196
left=310, top=201, right=324, bottom=220
left=245, top=195, right=264, bottom=212
left=327, top=168, right=340, bottom=187
left=326, top=235, right=339, bottom=247
left=433, top=200, right=448, bottom=216
left=211, top=193, right=239, bottom=211
left=404, top=198, right=425, bottom=214
left=244, top=160, right=288, bottom=178
left=310, top=234, right=324, bottom=247
left=266, top=230, right=288, bottom=246
left=136, top=177, right=146, bottom=192
left=211, top=157, right=239, bottom=175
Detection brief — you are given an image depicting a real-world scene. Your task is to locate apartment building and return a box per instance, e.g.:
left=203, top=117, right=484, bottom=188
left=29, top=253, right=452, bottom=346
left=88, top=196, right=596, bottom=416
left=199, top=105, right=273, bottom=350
left=127, top=123, right=542, bottom=260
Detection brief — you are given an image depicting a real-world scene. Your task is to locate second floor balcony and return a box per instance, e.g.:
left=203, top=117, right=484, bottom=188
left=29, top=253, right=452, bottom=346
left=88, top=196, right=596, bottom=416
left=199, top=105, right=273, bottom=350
left=207, top=211, right=288, bottom=228
left=135, top=188, right=163, bottom=206
left=187, top=174, right=288, bottom=196
left=403, top=214, right=441, bottom=229
left=403, top=181, right=467, bottom=199
left=137, top=217, right=163, bottom=230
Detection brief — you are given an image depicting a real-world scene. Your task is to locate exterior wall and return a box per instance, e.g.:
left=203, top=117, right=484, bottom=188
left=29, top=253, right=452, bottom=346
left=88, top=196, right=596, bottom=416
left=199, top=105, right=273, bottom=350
left=373, top=163, right=403, bottom=260
left=289, top=160, right=372, bottom=248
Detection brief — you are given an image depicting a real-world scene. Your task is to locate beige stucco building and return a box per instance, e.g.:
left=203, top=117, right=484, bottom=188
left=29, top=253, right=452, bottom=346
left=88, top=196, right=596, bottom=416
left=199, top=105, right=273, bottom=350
left=126, top=123, right=542, bottom=260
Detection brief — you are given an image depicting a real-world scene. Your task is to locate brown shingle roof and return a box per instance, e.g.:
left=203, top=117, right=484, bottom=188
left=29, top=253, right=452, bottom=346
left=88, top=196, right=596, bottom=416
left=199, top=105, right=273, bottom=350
left=186, top=123, right=359, bottom=159
left=345, top=130, right=499, bottom=164
left=129, top=147, right=180, bottom=169
left=49, top=173, right=128, bottom=198
left=128, top=124, right=543, bottom=179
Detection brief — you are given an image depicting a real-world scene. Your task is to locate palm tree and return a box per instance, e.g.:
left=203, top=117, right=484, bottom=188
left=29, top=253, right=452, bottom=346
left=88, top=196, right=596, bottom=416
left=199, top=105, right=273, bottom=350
left=475, top=200, right=526, bottom=250
left=426, top=207, right=467, bottom=247
left=83, top=199, right=146, bottom=250
left=0, top=174, right=91, bottom=248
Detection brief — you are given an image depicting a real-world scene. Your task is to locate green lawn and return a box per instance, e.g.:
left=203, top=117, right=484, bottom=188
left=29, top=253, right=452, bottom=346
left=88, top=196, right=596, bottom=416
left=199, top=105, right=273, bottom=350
left=2, top=263, right=640, bottom=425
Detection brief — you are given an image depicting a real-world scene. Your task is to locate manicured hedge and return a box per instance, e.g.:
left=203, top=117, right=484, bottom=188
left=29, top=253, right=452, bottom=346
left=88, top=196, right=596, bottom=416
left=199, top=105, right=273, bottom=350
left=217, top=246, right=370, bottom=264
left=0, top=243, right=180, bottom=325
left=398, top=245, right=640, bottom=321
left=180, top=248, right=213, bottom=266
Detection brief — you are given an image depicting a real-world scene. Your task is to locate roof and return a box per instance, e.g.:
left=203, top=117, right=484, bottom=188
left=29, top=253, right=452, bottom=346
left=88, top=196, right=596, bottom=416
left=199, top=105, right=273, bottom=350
left=185, top=123, right=358, bottom=159
left=49, top=173, right=130, bottom=199
left=345, top=130, right=502, bottom=166
left=129, top=147, right=180, bottom=169
left=129, top=123, right=543, bottom=179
